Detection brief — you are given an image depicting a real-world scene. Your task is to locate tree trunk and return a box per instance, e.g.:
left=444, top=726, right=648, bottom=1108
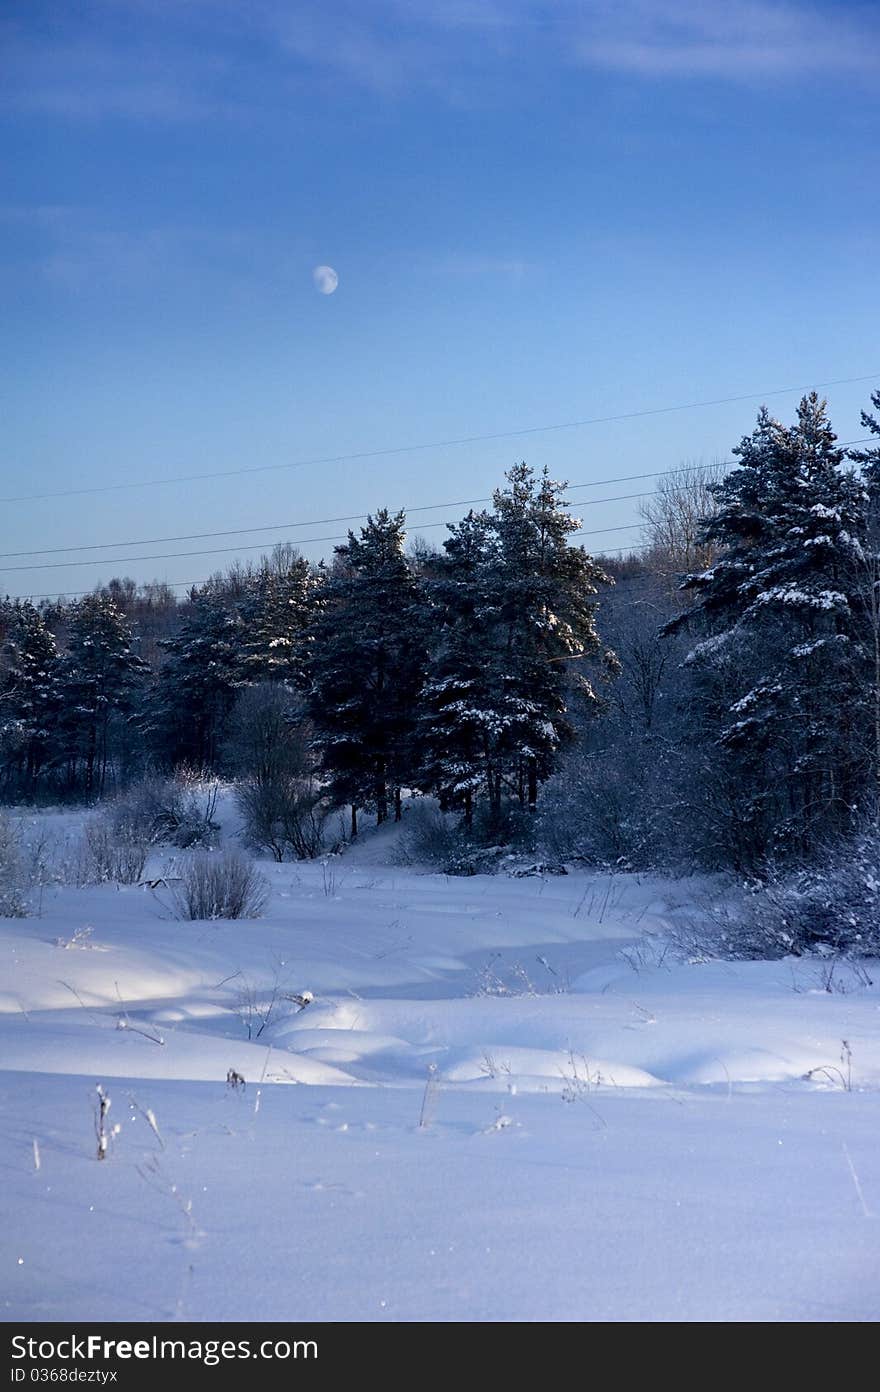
left=528, top=755, right=538, bottom=813
left=350, top=805, right=358, bottom=840
left=375, top=761, right=387, bottom=824
left=98, top=710, right=110, bottom=797
left=488, top=769, right=501, bottom=820
left=84, top=717, right=97, bottom=796
left=394, top=786, right=402, bottom=822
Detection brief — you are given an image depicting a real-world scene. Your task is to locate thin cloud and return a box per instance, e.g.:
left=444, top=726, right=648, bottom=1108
left=259, top=0, right=528, bottom=98
left=0, top=13, right=235, bottom=122
left=432, top=255, right=534, bottom=283
left=0, top=1, right=536, bottom=118
left=1, top=1, right=876, bottom=126
left=253, top=0, right=880, bottom=89
left=571, top=1, right=880, bottom=81
left=0, top=204, right=290, bottom=298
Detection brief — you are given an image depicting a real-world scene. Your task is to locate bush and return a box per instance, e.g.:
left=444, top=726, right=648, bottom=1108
left=399, top=802, right=507, bottom=876
left=171, top=847, right=269, bottom=920
left=0, top=811, right=29, bottom=916
left=400, top=803, right=468, bottom=870
left=227, top=685, right=329, bottom=861
left=677, top=830, right=880, bottom=960
left=237, top=776, right=330, bottom=861
left=74, top=815, right=149, bottom=886
left=110, top=775, right=220, bottom=849
left=537, top=748, right=668, bottom=870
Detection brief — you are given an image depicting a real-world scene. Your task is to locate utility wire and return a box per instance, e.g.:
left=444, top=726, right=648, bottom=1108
left=1, top=539, right=655, bottom=604
left=1, top=372, right=876, bottom=505
left=0, top=518, right=650, bottom=574
left=0, top=436, right=873, bottom=564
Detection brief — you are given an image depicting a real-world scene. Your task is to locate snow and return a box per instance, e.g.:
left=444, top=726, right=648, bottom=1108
left=791, top=636, right=848, bottom=658
left=752, top=586, right=847, bottom=610
left=2, top=810, right=879, bottom=1322
left=684, top=630, right=730, bottom=664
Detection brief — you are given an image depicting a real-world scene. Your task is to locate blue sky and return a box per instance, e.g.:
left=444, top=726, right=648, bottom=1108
left=1, top=0, right=879, bottom=598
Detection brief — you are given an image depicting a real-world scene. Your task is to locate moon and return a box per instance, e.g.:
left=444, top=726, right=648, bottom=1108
left=313, top=264, right=339, bottom=295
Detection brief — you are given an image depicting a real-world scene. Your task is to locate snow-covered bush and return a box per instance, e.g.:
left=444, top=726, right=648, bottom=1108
left=536, top=749, right=664, bottom=869
left=171, top=847, right=269, bottom=920
left=399, top=802, right=508, bottom=875
left=400, top=803, right=465, bottom=868
left=74, top=815, right=149, bottom=886
left=679, top=831, right=880, bottom=960
left=110, top=775, right=220, bottom=849
left=0, top=811, right=30, bottom=916
left=227, top=685, right=329, bottom=861
left=237, top=777, right=329, bottom=861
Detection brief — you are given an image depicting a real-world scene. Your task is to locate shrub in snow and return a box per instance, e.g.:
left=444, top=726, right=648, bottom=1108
left=227, top=685, right=330, bottom=861
left=400, top=803, right=464, bottom=867
left=535, top=739, right=691, bottom=872
left=0, top=814, right=63, bottom=914
left=0, top=811, right=30, bottom=917
left=680, top=830, right=880, bottom=960
left=399, top=802, right=507, bottom=876
left=73, top=814, right=149, bottom=886
left=110, top=775, right=220, bottom=849
left=171, top=847, right=269, bottom=920
left=536, top=758, right=630, bottom=866
left=508, top=862, right=567, bottom=878
left=237, top=777, right=329, bottom=861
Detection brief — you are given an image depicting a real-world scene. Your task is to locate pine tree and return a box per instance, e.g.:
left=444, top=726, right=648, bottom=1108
left=849, top=387, right=880, bottom=508
left=849, top=389, right=880, bottom=811
left=58, top=594, right=148, bottom=796
left=417, top=510, right=496, bottom=826
left=238, top=547, right=314, bottom=686
left=304, top=510, right=426, bottom=830
left=418, top=464, right=615, bottom=826
left=674, top=394, right=870, bottom=859
left=0, top=602, right=61, bottom=795
left=145, top=586, right=244, bottom=770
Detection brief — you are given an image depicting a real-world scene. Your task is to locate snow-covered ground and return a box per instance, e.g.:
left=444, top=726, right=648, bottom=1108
left=2, top=809, right=879, bottom=1322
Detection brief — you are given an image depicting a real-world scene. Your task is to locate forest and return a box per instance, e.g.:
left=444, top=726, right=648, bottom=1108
left=2, top=389, right=880, bottom=954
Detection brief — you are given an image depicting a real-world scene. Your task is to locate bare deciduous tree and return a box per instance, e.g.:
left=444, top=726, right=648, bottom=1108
left=639, top=460, right=726, bottom=587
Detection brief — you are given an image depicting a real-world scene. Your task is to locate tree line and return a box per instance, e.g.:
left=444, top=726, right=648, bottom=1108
left=2, top=389, right=879, bottom=871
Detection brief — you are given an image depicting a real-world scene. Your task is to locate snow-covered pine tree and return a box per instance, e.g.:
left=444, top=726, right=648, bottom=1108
left=674, top=394, right=870, bottom=859
left=849, top=387, right=880, bottom=512
left=416, top=509, right=496, bottom=826
left=145, top=585, right=244, bottom=770
left=491, top=463, right=616, bottom=812
left=238, top=546, right=315, bottom=686
left=304, top=510, right=426, bottom=830
left=849, top=389, right=880, bottom=811
left=58, top=594, right=148, bottom=796
left=0, top=602, right=61, bottom=795
left=418, top=464, right=615, bottom=827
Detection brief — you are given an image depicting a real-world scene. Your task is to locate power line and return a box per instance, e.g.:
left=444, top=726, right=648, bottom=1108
left=0, top=466, right=727, bottom=559
left=3, top=541, right=659, bottom=604
left=8, top=579, right=217, bottom=603
left=1, top=437, right=873, bottom=564
left=0, top=480, right=692, bottom=560
left=0, top=517, right=650, bottom=574
left=0, top=522, right=449, bottom=573
left=1, top=372, right=876, bottom=506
